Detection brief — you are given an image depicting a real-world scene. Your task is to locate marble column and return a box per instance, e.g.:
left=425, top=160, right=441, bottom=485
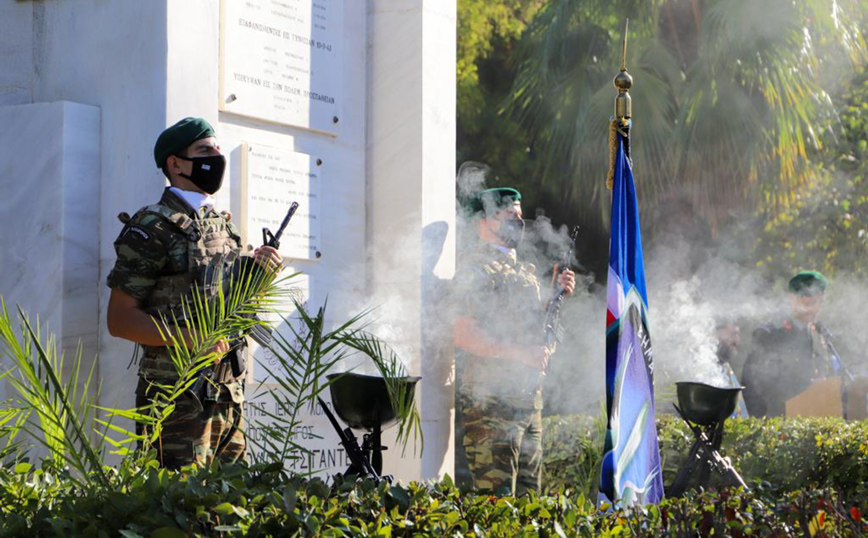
left=0, top=101, right=101, bottom=399
left=367, top=0, right=457, bottom=481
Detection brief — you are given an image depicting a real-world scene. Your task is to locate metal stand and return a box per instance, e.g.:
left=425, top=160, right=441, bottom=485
left=360, top=401, right=387, bottom=476
left=669, top=404, right=747, bottom=497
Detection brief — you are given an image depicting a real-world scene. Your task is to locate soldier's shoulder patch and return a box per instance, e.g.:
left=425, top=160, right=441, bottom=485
left=122, top=225, right=151, bottom=241
left=114, top=209, right=173, bottom=247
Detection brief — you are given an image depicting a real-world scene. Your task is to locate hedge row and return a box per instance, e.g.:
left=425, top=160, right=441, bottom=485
left=1, top=415, right=867, bottom=536
left=1, top=462, right=867, bottom=537
left=543, top=414, right=868, bottom=501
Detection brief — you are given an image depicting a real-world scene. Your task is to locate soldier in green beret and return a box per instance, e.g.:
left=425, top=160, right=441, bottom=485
left=453, top=187, right=576, bottom=495
left=106, top=117, right=283, bottom=468
left=742, top=270, right=839, bottom=417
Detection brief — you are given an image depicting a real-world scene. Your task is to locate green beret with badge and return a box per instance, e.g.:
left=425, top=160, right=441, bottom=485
left=788, top=270, right=828, bottom=296
left=153, top=117, right=216, bottom=169
left=467, top=187, right=522, bottom=217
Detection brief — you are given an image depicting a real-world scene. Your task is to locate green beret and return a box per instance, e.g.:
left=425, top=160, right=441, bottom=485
left=153, top=117, right=215, bottom=168
left=788, top=270, right=828, bottom=296
left=467, top=187, right=522, bottom=216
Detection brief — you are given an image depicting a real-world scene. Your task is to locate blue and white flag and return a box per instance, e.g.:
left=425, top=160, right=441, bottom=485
left=599, top=129, right=664, bottom=506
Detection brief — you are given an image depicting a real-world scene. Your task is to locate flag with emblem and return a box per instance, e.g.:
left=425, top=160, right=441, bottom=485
left=598, top=123, right=664, bottom=506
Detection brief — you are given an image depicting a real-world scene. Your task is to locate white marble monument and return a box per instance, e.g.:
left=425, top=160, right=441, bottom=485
left=0, top=0, right=456, bottom=482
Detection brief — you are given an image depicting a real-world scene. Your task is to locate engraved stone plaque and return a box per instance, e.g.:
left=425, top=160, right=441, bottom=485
left=244, top=390, right=347, bottom=476
left=220, top=0, right=343, bottom=134
left=241, top=143, right=321, bottom=261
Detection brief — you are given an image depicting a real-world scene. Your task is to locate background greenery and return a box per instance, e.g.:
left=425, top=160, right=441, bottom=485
left=458, top=0, right=868, bottom=281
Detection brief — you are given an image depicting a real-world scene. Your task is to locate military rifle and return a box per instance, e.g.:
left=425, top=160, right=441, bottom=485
left=543, top=226, right=579, bottom=350
left=669, top=404, right=747, bottom=496
left=263, top=201, right=299, bottom=250
left=317, top=397, right=387, bottom=483
left=244, top=201, right=299, bottom=350
left=188, top=202, right=299, bottom=411
left=522, top=227, right=578, bottom=394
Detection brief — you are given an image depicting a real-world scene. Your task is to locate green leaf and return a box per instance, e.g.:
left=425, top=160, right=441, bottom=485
left=14, top=462, right=32, bottom=474
left=149, top=528, right=188, bottom=538
left=212, top=502, right=237, bottom=515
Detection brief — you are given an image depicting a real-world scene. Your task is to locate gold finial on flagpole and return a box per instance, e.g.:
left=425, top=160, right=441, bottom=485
left=608, top=19, right=632, bottom=190
left=613, top=19, right=632, bottom=122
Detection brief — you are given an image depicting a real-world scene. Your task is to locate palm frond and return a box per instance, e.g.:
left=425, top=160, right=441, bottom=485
left=0, top=299, right=110, bottom=490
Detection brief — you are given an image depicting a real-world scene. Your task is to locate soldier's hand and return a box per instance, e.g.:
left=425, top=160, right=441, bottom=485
left=205, top=339, right=231, bottom=364
left=517, top=346, right=551, bottom=371
left=254, top=245, right=283, bottom=273
left=553, top=266, right=576, bottom=296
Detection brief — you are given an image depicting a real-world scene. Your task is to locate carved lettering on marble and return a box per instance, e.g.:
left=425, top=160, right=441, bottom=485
left=243, top=390, right=346, bottom=475
left=220, top=0, right=343, bottom=134
left=241, top=143, right=321, bottom=261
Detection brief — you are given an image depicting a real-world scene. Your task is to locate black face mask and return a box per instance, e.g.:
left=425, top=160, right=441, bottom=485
left=175, top=154, right=226, bottom=194
left=496, top=217, right=525, bottom=248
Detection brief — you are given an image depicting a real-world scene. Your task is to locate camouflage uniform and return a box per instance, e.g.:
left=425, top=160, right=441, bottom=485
left=107, top=188, right=248, bottom=468
left=455, top=243, right=546, bottom=495
left=742, top=318, right=836, bottom=417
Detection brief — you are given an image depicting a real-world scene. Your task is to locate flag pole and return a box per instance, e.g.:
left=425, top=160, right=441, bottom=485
left=607, top=19, right=633, bottom=190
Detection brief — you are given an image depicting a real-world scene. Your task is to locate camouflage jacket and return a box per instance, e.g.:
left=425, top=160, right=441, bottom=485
left=107, top=188, right=246, bottom=403
left=454, top=243, right=546, bottom=410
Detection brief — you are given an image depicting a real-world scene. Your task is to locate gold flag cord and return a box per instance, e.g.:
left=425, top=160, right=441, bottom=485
left=607, top=121, right=618, bottom=190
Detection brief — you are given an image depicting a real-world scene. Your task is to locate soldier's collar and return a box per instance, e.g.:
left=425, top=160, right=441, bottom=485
left=168, top=186, right=215, bottom=215
left=489, top=244, right=517, bottom=262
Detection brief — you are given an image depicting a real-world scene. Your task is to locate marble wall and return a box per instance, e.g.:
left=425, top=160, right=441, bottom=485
left=0, top=0, right=456, bottom=483
left=31, top=1, right=170, bottom=413
left=0, top=101, right=101, bottom=397
left=0, top=1, right=33, bottom=106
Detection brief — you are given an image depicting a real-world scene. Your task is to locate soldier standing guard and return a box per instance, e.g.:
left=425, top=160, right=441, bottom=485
left=453, top=187, right=576, bottom=495
left=106, top=117, right=283, bottom=468
left=742, top=271, right=837, bottom=417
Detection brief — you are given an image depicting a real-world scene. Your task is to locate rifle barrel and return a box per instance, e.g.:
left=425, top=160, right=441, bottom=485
left=273, top=202, right=299, bottom=244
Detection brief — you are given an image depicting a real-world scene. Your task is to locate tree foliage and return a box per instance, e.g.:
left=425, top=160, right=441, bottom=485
left=506, top=0, right=868, bottom=233
left=756, top=70, right=868, bottom=278
left=457, top=0, right=548, bottom=210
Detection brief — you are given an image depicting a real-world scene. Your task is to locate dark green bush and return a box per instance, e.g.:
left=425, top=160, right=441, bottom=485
left=544, top=414, right=868, bottom=502
left=2, top=415, right=867, bottom=536
left=0, top=461, right=866, bottom=537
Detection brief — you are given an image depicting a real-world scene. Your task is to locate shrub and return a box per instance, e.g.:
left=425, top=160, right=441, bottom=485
left=0, top=461, right=866, bottom=537
left=544, top=413, right=868, bottom=502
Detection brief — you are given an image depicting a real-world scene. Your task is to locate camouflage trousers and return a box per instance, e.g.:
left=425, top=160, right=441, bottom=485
left=461, top=396, right=543, bottom=496
left=136, top=379, right=246, bottom=469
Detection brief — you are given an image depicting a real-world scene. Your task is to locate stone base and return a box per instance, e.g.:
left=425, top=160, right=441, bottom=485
left=0, top=101, right=100, bottom=400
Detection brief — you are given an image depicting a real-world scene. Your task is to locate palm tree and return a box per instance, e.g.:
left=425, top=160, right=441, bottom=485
left=508, top=0, right=868, bottom=234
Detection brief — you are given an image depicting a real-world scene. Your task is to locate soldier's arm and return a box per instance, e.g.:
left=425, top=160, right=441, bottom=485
left=106, top=214, right=196, bottom=347
left=453, top=316, right=549, bottom=370
left=107, top=288, right=196, bottom=347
